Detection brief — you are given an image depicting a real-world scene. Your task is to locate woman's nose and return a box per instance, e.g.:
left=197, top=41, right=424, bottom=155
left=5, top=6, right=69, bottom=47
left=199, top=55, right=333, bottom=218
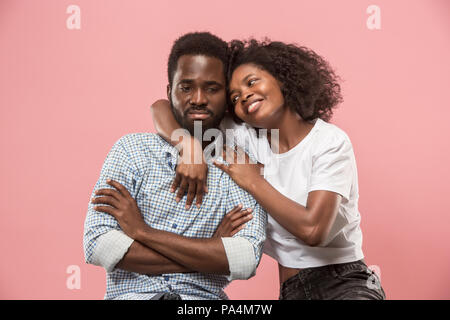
left=241, top=92, right=254, bottom=103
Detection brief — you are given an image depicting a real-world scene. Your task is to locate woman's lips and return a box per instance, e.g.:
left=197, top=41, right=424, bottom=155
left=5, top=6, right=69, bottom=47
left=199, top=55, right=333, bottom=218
left=247, top=100, right=263, bottom=114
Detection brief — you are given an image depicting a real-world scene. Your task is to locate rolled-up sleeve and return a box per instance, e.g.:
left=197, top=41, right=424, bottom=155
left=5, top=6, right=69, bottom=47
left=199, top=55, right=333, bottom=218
left=83, top=136, right=140, bottom=271
left=223, top=178, right=267, bottom=280
left=91, top=230, right=134, bottom=272
left=221, top=236, right=258, bottom=280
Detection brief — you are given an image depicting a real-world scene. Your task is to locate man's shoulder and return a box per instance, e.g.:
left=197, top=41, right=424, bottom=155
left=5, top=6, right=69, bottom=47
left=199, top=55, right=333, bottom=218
left=116, top=133, right=163, bottom=151
left=113, top=133, right=169, bottom=169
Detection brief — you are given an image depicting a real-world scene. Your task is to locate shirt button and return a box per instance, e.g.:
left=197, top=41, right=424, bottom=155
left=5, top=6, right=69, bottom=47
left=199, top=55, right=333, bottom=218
left=168, top=161, right=172, bottom=168
left=172, top=223, right=177, bottom=229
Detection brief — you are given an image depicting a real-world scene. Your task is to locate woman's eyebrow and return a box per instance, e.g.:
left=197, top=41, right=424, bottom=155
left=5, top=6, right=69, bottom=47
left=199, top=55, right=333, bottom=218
left=241, top=74, right=255, bottom=83
left=229, top=74, right=256, bottom=96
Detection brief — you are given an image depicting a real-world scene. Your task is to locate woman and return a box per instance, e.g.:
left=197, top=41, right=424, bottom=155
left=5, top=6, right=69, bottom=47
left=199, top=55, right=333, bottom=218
left=150, top=39, right=386, bottom=300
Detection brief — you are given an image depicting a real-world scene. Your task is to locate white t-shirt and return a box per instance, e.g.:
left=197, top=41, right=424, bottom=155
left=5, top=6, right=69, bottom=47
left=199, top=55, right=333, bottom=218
left=220, top=115, right=364, bottom=268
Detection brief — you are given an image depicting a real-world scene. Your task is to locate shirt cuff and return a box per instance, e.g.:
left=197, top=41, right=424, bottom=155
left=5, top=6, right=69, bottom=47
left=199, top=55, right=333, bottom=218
left=91, top=230, right=134, bottom=272
left=221, top=236, right=257, bottom=280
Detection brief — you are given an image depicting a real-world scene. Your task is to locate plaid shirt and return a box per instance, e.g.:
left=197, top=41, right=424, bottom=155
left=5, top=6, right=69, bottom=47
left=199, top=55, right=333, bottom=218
left=83, top=133, right=267, bottom=300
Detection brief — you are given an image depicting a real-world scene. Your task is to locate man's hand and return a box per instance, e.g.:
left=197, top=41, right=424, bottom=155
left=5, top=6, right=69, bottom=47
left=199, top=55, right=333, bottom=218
left=213, top=204, right=253, bottom=238
left=91, top=179, right=148, bottom=239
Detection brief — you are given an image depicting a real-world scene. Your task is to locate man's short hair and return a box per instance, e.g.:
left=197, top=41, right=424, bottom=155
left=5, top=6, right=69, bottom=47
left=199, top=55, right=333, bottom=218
left=167, top=32, right=229, bottom=87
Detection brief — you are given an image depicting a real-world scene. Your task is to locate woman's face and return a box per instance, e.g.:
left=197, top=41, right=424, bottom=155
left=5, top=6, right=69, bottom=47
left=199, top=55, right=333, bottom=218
left=229, top=63, right=285, bottom=129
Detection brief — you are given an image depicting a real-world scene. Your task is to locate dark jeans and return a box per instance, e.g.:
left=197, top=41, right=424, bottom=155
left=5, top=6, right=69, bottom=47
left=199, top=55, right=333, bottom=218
left=279, top=260, right=386, bottom=300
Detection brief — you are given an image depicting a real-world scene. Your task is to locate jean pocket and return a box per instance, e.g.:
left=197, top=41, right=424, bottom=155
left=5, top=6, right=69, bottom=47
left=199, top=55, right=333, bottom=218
left=335, top=266, right=385, bottom=299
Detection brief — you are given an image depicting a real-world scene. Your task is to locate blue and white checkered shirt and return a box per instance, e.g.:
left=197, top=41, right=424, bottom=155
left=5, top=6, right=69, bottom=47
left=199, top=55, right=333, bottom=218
left=83, top=133, right=267, bottom=300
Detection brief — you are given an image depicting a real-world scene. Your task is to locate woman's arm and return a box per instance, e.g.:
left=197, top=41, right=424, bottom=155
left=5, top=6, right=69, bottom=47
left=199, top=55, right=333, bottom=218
left=150, top=99, right=186, bottom=146
left=249, top=180, right=341, bottom=247
left=214, top=147, right=341, bottom=246
left=150, top=99, right=208, bottom=208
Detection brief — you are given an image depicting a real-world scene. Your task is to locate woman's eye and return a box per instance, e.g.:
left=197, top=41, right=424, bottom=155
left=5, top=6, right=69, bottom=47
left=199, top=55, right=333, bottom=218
left=248, top=79, right=257, bottom=86
left=231, top=96, right=239, bottom=104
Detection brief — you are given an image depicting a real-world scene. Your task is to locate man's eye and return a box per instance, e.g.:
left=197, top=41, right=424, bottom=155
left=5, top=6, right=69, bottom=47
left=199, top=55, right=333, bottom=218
left=207, top=87, right=219, bottom=93
left=180, top=86, right=191, bottom=92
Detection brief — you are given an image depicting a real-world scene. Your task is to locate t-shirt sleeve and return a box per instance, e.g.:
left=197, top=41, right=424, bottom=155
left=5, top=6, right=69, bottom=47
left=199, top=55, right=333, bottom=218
left=307, top=132, right=354, bottom=201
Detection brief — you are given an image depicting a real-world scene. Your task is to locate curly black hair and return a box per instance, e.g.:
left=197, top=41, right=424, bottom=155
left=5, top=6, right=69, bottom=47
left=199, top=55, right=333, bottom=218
left=167, top=32, right=229, bottom=87
left=227, top=39, right=343, bottom=122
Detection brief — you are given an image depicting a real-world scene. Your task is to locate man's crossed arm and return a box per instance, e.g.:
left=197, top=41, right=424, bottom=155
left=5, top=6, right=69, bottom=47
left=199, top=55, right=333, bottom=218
left=89, top=179, right=256, bottom=279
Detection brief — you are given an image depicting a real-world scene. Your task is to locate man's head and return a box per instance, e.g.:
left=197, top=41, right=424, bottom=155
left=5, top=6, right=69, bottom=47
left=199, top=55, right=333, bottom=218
left=167, top=32, right=229, bottom=136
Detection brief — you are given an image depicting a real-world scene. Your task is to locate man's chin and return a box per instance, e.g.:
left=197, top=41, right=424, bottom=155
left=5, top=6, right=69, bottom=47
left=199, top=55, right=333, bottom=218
left=184, top=118, right=220, bottom=136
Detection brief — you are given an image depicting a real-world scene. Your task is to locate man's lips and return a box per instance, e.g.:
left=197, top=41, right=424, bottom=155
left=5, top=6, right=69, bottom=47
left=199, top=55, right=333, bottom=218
left=187, top=111, right=211, bottom=120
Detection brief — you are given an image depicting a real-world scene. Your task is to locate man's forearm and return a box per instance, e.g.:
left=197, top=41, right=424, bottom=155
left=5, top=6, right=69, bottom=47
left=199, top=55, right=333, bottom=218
left=116, top=240, right=192, bottom=275
left=134, top=226, right=230, bottom=275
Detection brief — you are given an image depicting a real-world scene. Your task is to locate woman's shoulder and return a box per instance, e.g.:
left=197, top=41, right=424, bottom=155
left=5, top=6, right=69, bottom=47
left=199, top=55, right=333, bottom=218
left=220, top=113, right=248, bottom=131
left=311, top=119, right=353, bottom=152
left=219, top=113, right=259, bottom=141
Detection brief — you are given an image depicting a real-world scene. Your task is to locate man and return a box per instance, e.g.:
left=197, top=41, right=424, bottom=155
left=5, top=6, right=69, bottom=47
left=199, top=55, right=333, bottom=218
left=83, top=32, right=267, bottom=300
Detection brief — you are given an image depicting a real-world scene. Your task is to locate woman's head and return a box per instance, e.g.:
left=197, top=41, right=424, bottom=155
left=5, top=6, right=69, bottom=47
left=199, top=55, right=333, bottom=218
left=227, top=39, right=343, bottom=128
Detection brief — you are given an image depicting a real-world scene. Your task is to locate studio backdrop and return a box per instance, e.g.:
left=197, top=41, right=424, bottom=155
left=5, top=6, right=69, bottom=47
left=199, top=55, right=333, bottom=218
left=0, top=0, right=449, bottom=299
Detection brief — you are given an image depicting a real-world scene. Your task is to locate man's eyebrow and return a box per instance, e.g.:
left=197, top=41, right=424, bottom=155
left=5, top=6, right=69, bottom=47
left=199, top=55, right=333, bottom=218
left=177, top=79, right=224, bottom=86
left=178, top=79, right=194, bottom=84
left=204, top=80, right=224, bottom=87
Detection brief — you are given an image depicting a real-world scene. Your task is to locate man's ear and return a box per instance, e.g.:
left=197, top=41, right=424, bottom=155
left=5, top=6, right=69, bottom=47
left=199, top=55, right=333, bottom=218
left=167, top=84, right=171, bottom=100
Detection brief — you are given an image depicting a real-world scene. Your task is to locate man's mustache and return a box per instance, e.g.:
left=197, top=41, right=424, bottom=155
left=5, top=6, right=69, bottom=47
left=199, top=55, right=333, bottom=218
left=184, top=106, right=214, bottom=117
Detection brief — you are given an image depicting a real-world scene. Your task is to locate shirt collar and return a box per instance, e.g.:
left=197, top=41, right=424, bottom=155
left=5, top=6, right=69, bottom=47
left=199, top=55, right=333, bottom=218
left=154, top=131, right=225, bottom=171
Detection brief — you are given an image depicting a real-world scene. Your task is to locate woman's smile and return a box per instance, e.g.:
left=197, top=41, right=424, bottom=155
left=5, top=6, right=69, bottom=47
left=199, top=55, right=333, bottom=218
left=245, top=99, right=264, bottom=114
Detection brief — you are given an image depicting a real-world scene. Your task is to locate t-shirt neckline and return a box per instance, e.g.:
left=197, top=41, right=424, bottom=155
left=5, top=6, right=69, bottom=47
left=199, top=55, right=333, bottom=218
left=265, top=118, right=323, bottom=159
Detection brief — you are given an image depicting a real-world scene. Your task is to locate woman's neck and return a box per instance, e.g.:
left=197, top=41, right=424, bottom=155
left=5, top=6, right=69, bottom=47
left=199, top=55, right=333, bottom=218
left=268, top=108, right=315, bottom=154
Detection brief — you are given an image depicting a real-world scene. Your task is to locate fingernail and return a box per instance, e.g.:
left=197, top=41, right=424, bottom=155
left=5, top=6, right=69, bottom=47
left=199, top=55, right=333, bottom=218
left=186, top=205, right=190, bottom=210
left=107, top=179, right=111, bottom=182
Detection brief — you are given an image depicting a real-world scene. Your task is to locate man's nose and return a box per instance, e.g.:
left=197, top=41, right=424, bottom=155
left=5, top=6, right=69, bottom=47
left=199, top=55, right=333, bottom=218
left=190, top=88, right=208, bottom=106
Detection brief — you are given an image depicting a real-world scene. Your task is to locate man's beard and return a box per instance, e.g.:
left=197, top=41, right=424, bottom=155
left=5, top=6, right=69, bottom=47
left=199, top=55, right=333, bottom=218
left=171, top=102, right=226, bottom=138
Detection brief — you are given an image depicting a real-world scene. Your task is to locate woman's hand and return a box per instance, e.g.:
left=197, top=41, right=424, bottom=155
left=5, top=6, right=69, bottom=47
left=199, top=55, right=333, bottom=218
left=213, top=146, right=264, bottom=193
left=213, top=204, right=253, bottom=238
left=172, top=136, right=208, bottom=209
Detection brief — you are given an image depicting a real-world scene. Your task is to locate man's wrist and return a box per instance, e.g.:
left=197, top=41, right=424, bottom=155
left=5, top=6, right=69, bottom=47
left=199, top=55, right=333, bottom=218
left=134, top=224, right=152, bottom=242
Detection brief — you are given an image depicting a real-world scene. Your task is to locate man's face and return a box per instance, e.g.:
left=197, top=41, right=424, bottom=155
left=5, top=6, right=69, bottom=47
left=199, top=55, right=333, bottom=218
left=168, top=55, right=227, bottom=136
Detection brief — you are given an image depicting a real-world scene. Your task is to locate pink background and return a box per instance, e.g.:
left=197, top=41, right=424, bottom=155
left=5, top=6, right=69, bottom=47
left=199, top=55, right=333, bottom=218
left=1, top=0, right=449, bottom=300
